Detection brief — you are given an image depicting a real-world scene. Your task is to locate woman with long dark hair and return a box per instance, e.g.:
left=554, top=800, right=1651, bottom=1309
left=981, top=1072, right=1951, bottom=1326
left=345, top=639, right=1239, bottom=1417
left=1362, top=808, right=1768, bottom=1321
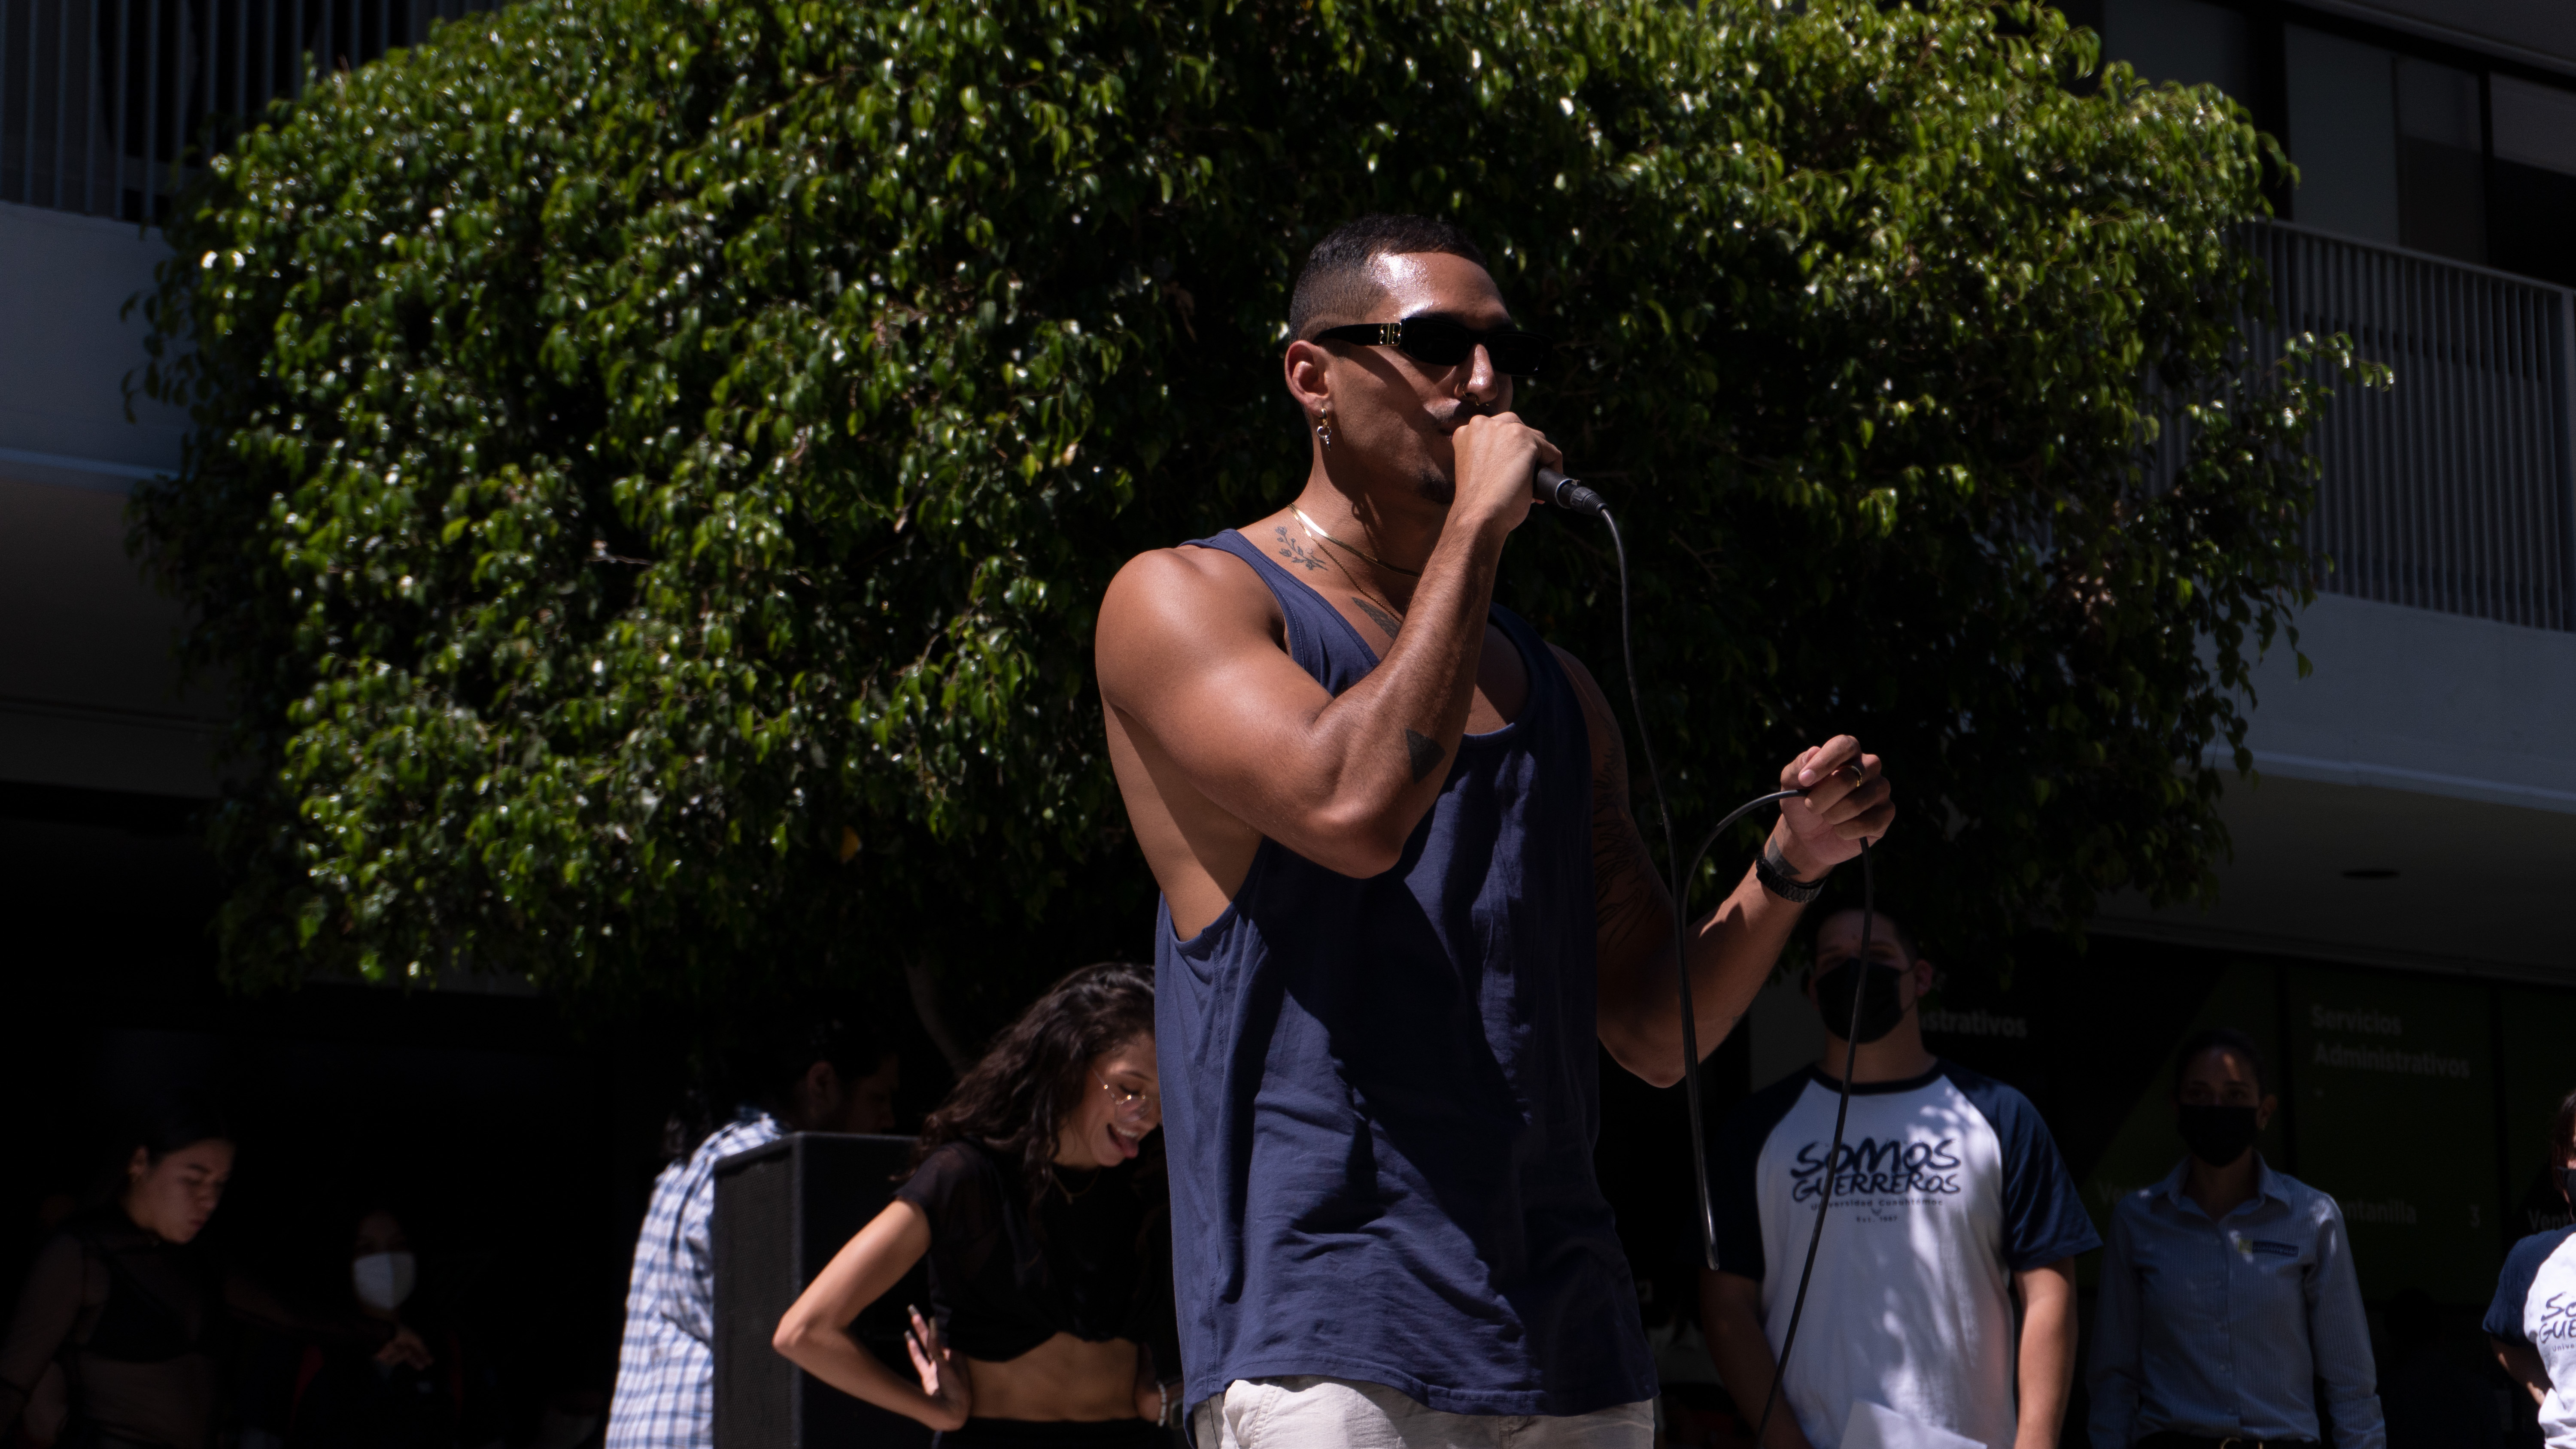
left=773, top=962, right=1176, bottom=1447
left=0, top=1101, right=419, bottom=1449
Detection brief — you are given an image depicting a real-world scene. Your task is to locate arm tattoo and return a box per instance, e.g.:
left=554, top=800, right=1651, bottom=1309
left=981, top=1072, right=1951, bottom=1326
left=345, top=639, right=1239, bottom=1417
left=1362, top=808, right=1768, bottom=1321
left=1403, top=728, right=1446, bottom=783
left=1271, top=525, right=1328, bottom=572
left=1349, top=595, right=1402, bottom=638
left=1761, top=840, right=1813, bottom=884
left=1592, top=721, right=1673, bottom=966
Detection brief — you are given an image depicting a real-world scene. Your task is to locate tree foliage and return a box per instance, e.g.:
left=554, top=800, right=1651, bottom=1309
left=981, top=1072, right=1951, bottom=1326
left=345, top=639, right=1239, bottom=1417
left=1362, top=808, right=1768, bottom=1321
left=135, top=0, right=2366, bottom=1003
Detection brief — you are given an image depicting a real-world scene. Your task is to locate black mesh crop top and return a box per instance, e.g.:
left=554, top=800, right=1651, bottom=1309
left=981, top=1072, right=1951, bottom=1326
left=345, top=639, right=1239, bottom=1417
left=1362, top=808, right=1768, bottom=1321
left=893, top=1141, right=1176, bottom=1370
left=0, top=1212, right=387, bottom=1449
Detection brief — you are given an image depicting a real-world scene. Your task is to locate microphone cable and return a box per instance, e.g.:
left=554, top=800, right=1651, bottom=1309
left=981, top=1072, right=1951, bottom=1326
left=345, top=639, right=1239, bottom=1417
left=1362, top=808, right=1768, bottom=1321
left=1594, top=505, right=1874, bottom=1449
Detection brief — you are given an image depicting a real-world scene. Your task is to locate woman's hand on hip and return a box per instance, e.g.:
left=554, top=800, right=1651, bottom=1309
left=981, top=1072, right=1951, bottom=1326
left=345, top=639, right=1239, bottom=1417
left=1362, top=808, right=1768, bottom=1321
left=905, top=1304, right=972, bottom=1431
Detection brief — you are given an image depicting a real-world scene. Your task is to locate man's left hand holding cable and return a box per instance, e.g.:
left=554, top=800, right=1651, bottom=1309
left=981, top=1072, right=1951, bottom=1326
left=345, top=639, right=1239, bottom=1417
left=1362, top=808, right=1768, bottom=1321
left=1577, top=691, right=1890, bottom=1082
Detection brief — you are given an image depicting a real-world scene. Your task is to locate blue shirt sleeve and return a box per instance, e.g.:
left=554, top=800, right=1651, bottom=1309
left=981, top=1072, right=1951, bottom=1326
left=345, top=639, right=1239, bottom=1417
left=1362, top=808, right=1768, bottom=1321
left=1941, top=1063, right=2104, bottom=1270
left=2085, top=1196, right=2146, bottom=1449
left=1708, top=1072, right=1814, bottom=1282
left=2486, top=1229, right=2575, bottom=1343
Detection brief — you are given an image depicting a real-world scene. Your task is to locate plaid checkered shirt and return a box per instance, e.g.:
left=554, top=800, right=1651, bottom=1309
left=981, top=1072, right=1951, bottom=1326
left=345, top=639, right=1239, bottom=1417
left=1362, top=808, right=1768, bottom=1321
left=604, top=1112, right=781, bottom=1449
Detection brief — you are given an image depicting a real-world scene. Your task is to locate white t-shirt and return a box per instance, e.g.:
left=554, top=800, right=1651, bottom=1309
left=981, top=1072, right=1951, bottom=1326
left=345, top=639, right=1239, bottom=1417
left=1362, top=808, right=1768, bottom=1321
left=2486, top=1225, right=2576, bottom=1445
left=1710, top=1061, right=2099, bottom=1449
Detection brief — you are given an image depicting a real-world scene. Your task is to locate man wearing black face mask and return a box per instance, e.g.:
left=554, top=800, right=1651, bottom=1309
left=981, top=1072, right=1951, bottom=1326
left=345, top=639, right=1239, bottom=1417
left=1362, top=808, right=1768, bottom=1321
left=1701, top=909, right=2096, bottom=1449
left=2091, top=1028, right=2385, bottom=1448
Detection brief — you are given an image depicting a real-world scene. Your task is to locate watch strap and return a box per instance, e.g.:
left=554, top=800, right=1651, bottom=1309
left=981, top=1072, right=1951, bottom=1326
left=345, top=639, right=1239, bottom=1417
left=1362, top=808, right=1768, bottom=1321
left=1755, top=848, right=1826, bottom=903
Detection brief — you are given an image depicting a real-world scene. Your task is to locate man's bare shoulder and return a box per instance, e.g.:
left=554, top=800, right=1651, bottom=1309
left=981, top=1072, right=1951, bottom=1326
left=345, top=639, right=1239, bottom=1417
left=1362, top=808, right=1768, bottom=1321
left=1547, top=644, right=1619, bottom=719
left=1110, top=538, right=1257, bottom=594
left=1101, top=538, right=1274, bottom=626
left=1096, top=537, right=1282, bottom=697
left=1546, top=643, right=1610, bottom=700
left=1546, top=644, right=1622, bottom=771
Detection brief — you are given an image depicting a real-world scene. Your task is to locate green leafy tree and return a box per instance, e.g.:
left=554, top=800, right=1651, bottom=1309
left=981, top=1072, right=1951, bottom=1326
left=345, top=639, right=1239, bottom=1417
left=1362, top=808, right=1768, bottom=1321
left=134, top=0, right=2366, bottom=1009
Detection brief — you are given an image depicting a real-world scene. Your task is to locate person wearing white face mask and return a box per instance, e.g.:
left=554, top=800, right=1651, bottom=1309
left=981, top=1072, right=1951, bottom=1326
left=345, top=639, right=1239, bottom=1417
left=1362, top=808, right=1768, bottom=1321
left=0, top=1102, right=418, bottom=1449
left=272, top=1207, right=501, bottom=1449
left=349, top=1231, right=418, bottom=1322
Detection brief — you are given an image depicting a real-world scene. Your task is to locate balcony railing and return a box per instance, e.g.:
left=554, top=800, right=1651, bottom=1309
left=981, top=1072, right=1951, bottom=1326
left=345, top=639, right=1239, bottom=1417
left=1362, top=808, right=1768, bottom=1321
left=0, top=0, right=492, bottom=222
left=2234, top=224, right=2576, bottom=632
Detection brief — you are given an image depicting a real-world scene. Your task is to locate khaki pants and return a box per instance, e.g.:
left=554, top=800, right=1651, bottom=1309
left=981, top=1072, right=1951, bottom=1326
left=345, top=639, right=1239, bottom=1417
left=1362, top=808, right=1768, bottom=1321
left=1191, top=1376, right=1654, bottom=1449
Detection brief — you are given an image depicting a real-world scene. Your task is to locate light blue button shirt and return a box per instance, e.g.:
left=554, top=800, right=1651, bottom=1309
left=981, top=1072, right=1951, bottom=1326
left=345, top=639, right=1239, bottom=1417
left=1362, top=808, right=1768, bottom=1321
left=2089, top=1156, right=2385, bottom=1449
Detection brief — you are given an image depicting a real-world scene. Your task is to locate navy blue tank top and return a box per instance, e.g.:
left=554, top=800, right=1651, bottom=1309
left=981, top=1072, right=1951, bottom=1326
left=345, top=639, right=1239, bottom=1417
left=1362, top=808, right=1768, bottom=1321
left=1154, top=529, right=1657, bottom=1417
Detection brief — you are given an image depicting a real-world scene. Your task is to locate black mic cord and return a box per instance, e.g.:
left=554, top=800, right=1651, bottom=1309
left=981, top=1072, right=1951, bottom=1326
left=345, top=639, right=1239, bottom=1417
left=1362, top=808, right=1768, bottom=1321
left=1751, top=843, right=1870, bottom=1447
left=1592, top=500, right=1873, bottom=1449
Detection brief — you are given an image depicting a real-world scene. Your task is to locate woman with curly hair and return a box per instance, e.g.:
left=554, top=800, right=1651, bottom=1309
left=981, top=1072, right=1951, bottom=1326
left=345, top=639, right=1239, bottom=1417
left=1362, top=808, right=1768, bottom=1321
left=774, top=961, right=1176, bottom=1447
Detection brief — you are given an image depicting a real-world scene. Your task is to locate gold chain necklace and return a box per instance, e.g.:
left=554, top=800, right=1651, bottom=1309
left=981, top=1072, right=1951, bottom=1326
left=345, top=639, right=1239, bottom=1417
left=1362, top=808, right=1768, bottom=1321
left=1292, top=505, right=1423, bottom=579
left=1294, top=511, right=1409, bottom=642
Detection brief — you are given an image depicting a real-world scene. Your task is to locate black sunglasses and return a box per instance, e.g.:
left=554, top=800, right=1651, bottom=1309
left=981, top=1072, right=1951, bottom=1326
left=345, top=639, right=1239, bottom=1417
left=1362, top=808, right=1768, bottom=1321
left=1315, top=316, right=1553, bottom=377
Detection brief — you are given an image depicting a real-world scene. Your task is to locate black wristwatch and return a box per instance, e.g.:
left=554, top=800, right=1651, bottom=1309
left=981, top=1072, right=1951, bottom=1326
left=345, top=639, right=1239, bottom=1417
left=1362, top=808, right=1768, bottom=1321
left=1754, top=847, right=1826, bottom=903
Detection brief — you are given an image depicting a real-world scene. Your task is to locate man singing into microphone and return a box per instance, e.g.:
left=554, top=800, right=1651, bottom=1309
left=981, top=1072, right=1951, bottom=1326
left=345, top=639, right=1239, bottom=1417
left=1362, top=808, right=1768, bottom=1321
left=1094, top=214, right=1894, bottom=1447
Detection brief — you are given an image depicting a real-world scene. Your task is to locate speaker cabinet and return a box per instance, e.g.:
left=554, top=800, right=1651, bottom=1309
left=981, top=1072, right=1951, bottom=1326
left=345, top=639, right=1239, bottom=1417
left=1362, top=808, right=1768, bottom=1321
left=713, top=1132, right=932, bottom=1449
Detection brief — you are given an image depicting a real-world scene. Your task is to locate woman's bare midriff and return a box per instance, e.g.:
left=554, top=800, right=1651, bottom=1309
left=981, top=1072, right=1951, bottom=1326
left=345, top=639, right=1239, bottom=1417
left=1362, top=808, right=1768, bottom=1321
left=965, top=1332, right=1141, bottom=1422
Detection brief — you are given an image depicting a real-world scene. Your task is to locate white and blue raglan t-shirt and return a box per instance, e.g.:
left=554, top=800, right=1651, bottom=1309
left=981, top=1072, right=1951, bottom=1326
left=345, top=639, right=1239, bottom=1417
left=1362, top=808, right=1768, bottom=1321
left=2485, top=1226, right=2576, bottom=1445
left=1710, top=1060, right=2101, bottom=1449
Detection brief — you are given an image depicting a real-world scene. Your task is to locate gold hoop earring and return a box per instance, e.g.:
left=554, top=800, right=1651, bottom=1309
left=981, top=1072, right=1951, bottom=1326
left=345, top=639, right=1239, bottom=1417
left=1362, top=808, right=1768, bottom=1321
left=1314, top=410, right=1335, bottom=449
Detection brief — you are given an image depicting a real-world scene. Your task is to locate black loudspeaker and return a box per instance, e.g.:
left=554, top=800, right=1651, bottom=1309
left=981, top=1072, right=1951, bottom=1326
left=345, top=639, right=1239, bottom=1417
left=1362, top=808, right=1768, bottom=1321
left=713, top=1132, right=933, bottom=1449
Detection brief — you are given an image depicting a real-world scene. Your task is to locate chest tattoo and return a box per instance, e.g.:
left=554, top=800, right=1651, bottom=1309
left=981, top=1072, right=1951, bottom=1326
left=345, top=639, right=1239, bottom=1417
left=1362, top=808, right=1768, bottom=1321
left=1271, top=525, right=1329, bottom=572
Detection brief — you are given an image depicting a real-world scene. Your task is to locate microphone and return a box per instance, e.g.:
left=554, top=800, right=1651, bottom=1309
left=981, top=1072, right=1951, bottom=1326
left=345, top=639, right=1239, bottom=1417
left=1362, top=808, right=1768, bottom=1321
left=1535, top=466, right=1608, bottom=517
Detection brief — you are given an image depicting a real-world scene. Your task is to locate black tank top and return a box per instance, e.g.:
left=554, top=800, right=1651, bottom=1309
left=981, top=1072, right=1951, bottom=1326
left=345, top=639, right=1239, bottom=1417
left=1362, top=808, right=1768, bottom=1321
left=893, top=1141, right=1175, bottom=1367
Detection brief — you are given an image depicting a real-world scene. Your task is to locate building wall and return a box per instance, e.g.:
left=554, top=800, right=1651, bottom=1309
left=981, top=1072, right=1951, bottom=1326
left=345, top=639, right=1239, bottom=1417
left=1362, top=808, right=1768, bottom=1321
left=0, top=201, right=187, bottom=473
left=0, top=199, right=219, bottom=797
left=2086, top=597, right=2576, bottom=977
left=2301, top=0, right=2576, bottom=76
left=2084, top=3, right=2576, bottom=981
left=2101, top=0, right=2576, bottom=285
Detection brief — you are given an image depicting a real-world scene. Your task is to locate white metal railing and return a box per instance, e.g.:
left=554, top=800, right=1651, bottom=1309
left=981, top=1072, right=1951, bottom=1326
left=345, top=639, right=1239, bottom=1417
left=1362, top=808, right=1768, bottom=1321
left=2222, top=224, right=2576, bottom=632
left=0, top=0, right=491, bottom=222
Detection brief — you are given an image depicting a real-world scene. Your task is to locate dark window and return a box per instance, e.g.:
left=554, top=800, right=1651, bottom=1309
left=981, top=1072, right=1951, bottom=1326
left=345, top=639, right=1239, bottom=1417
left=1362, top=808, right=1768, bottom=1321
left=2102, top=0, right=2252, bottom=95
left=2284, top=24, right=2400, bottom=246
left=2394, top=58, right=2485, bottom=264
left=2491, top=75, right=2576, bottom=288
left=2097, top=1, right=2576, bottom=290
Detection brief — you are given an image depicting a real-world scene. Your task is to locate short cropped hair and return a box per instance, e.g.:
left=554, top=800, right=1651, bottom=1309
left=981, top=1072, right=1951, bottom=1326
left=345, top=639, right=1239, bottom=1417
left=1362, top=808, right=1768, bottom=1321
left=2550, top=1086, right=2576, bottom=1170
left=755, top=1003, right=896, bottom=1110
left=1288, top=214, right=1491, bottom=342
left=1806, top=906, right=1917, bottom=966
left=2172, top=1026, right=2269, bottom=1097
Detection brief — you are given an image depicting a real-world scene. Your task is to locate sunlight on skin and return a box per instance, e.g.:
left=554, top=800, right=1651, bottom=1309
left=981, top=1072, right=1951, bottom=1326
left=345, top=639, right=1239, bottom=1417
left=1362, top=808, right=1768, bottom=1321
left=1056, top=1035, right=1161, bottom=1170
